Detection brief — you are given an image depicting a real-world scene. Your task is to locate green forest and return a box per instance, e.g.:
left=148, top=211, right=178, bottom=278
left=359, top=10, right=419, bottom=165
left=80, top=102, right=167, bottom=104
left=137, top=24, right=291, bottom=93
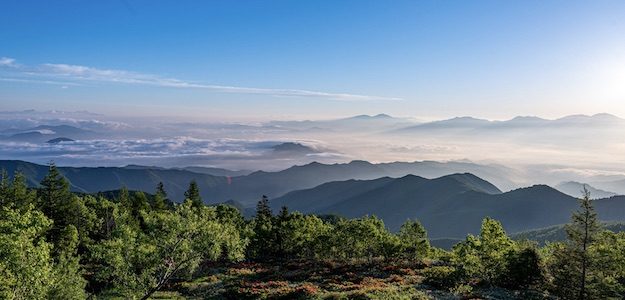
left=1, top=165, right=625, bottom=300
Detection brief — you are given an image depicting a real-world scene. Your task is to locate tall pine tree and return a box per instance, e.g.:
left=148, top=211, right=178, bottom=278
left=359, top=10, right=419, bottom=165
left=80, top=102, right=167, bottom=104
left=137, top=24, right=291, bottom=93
left=551, top=188, right=601, bottom=300
left=152, top=182, right=167, bottom=211
left=250, top=195, right=274, bottom=259
left=184, top=180, right=202, bottom=208
left=38, top=163, right=74, bottom=246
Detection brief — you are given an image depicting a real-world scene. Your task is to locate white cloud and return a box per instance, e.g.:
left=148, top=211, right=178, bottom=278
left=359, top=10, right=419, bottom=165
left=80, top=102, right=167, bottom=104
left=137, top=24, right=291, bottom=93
left=1, top=58, right=403, bottom=101
left=0, top=110, right=129, bottom=131
left=0, top=57, right=17, bottom=67
left=0, top=137, right=343, bottom=170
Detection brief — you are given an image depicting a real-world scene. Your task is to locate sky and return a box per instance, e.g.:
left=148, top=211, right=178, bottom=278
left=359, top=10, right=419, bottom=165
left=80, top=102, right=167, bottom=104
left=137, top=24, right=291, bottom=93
left=2, top=0, right=625, bottom=121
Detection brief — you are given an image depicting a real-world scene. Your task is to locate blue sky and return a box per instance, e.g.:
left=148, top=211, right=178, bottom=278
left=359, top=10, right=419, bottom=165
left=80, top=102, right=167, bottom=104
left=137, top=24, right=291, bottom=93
left=1, top=0, right=625, bottom=121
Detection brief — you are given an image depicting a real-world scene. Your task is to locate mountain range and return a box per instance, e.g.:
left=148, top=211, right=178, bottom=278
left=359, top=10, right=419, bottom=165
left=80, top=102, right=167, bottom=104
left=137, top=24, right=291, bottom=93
left=3, top=159, right=625, bottom=239
left=392, top=113, right=624, bottom=133
left=1, top=125, right=96, bottom=143
left=273, top=174, right=625, bottom=238
left=0, top=159, right=519, bottom=206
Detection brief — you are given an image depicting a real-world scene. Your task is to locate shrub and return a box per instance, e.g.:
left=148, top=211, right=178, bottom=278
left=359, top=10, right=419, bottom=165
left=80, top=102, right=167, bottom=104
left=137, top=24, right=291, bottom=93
left=422, top=266, right=462, bottom=289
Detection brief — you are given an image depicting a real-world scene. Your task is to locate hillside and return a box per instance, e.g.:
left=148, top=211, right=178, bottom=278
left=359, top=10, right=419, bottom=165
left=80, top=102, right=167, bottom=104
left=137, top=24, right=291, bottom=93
left=555, top=181, right=618, bottom=198
left=214, top=160, right=517, bottom=206
left=274, top=175, right=625, bottom=238
left=0, top=159, right=518, bottom=206
left=1, top=125, right=96, bottom=143
left=8, top=160, right=625, bottom=239
left=512, top=222, right=625, bottom=245
left=0, top=160, right=227, bottom=201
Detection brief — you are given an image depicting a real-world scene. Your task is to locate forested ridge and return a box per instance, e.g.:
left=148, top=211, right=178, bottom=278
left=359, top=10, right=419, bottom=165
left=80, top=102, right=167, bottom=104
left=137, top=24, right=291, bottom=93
left=2, top=164, right=625, bottom=299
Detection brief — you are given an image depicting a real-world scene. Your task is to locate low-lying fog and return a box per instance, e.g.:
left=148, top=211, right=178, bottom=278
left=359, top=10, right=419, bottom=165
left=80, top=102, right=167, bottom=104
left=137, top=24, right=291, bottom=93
left=2, top=109, right=625, bottom=192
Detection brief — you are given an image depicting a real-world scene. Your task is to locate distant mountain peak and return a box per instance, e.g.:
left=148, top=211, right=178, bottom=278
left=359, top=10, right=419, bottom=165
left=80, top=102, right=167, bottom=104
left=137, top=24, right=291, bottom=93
left=555, top=113, right=623, bottom=124
left=348, top=160, right=374, bottom=166
left=591, top=113, right=621, bottom=120
left=271, top=142, right=318, bottom=153
left=373, top=113, right=392, bottom=118
left=349, top=113, right=393, bottom=120
left=46, top=137, right=75, bottom=144
left=555, top=181, right=618, bottom=199
left=508, top=116, right=546, bottom=122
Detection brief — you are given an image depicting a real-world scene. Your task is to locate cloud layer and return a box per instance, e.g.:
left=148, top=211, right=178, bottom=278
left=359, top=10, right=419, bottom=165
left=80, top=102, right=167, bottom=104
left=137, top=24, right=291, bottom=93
left=0, top=136, right=344, bottom=170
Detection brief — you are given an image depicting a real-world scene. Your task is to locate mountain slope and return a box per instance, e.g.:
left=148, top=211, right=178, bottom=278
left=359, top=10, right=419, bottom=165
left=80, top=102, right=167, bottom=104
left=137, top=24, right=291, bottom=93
left=512, top=222, right=625, bottom=245
left=274, top=175, right=625, bottom=238
left=0, top=159, right=516, bottom=207
left=212, top=160, right=517, bottom=206
left=555, top=181, right=618, bottom=199
left=2, top=125, right=95, bottom=143
left=0, top=160, right=227, bottom=201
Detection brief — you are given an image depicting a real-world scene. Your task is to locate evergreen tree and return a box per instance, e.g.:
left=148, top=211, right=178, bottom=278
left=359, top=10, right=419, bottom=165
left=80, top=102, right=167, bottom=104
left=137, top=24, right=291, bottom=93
left=184, top=180, right=202, bottom=208
left=398, top=219, right=430, bottom=259
left=90, top=201, right=244, bottom=299
left=38, top=163, right=75, bottom=246
left=0, top=169, right=9, bottom=206
left=250, top=195, right=274, bottom=259
left=0, top=171, right=36, bottom=210
left=118, top=186, right=130, bottom=208
left=256, top=195, right=272, bottom=220
left=275, top=206, right=290, bottom=257
left=0, top=205, right=86, bottom=299
left=550, top=188, right=601, bottom=299
left=131, top=191, right=150, bottom=214
left=156, top=182, right=167, bottom=199
left=501, top=243, right=544, bottom=289
left=151, top=182, right=167, bottom=211
left=48, top=225, right=87, bottom=299
left=452, top=218, right=515, bottom=284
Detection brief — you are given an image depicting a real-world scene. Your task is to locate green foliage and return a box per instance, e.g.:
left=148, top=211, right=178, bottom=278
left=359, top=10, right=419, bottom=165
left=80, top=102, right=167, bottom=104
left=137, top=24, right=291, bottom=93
left=0, top=171, right=36, bottom=210
left=0, top=205, right=86, bottom=299
left=397, top=219, right=430, bottom=259
left=549, top=190, right=604, bottom=299
left=4, top=165, right=625, bottom=298
left=90, top=201, right=245, bottom=298
left=452, top=218, right=515, bottom=284
left=130, top=191, right=150, bottom=216
left=184, top=180, right=202, bottom=208
left=500, top=243, right=544, bottom=289
left=48, top=225, right=88, bottom=300
left=322, top=216, right=396, bottom=260
left=151, top=182, right=168, bottom=211
left=422, top=265, right=461, bottom=289
left=249, top=195, right=275, bottom=259
left=277, top=211, right=330, bottom=258
left=118, top=186, right=130, bottom=207
left=0, top=206, right=54, bottom=299
left=591, top=231, right=625, bottom=298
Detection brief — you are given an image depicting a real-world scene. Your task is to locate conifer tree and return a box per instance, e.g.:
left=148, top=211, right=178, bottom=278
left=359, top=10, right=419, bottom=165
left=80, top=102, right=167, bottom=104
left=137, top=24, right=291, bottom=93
left=151, top=182, right=167, bottom=211
left=0, top=171, right=36, bottom=209
left=184, top=180, right=202, bottom=208
left=275, top=206, right=290, bottom=257
left=250, top=195, right=274, bottom=259
left=118, top=186, right=130, bottom=208
left=398, top=219, right=430, bottom=259
left=39, top=163, right=74, bottom=246
left=551, top=188, right=601, bottom=299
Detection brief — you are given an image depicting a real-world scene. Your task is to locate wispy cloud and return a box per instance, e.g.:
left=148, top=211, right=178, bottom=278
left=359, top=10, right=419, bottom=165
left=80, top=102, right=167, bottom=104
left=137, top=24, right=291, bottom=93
left=1, top=57, right=402, bottom=101
left=0, top=57, right=17, bottom=67
left=0, top=77, right=82, bottom=86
